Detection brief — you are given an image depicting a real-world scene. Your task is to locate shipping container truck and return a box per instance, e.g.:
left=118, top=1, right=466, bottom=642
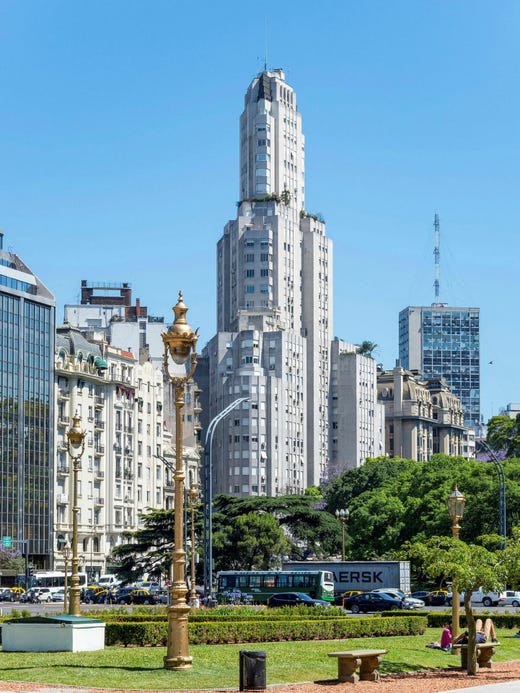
left=282, top=561, right=410, bottom=594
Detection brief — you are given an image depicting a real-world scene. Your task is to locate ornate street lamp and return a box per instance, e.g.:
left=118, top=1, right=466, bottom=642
left=447, top=483, right=466, bottom=638
left=162, top=292, right=198, bottom=670
left=62, top=541, right=71, bottom=613
left=335, top=508, right=349, bottom=561
left=66, top=413, right=86, bottom=616
left=187, top=485, right=200, bottom=606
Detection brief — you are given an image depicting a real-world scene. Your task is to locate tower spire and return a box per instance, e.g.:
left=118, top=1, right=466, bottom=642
left=433, top=212, right=440, bottom=304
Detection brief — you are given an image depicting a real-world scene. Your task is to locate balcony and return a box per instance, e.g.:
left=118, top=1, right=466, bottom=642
left=58, top=414, right=70, bottom=426
left=56, top=465, right=70, bottom=475
left=123, top=469, right=134, bottom=480
left=94, top=469, right=105, bottom=479
left=58, top=389, right=70, bottom=400
left=93, top=497, right=105, bottom=506
left=94, top=420, right=105, bottom=430
left=124, top=495, right=134, bottom=503
left=57, top=493, right=69, bottom=504
left=94, top=445, right=105, bottom=456
left=94, top=396, right=104, bottom=407
left=113, top=444, right=122, bottom=454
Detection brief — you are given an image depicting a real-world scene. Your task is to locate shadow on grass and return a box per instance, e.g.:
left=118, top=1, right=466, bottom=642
left=0, top=663, right=163, bottom=674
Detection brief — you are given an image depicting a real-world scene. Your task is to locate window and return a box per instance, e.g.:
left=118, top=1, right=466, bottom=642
left=245, top=253, right=255, bottom=262
left=246, top=285, right=255, bottom=294
left=260, top=253, right=269, bottom=262
left=245, top=269, right=255, bottom=278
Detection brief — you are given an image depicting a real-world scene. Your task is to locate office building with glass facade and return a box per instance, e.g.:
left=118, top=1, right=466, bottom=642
left=399, top=305, right=480, bottom=431
left=0, top=232, right=55, bottom=566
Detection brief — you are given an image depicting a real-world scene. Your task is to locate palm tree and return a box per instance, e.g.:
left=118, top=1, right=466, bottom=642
left=356, top=341, right=378, bottom=357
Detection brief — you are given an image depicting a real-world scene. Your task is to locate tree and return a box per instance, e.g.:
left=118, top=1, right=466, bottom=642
left=487, top=414, right=520, bottom=458
left=356, top=341, right=378, bottom=357
left=407, top=536, right=510, bottom=675
left=111, top=508, right=174, bottom=584
left=0, top=548, right=24, bottom=573
left=213, top=512, right=290, bottom=570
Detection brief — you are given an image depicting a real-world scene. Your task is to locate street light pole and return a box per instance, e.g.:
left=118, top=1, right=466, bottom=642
left=447, top=483, right=466, bottom=639
left=187, top=485, right=200, bottom=605
left=335, top=508, right=349, bottom=561
left=66, top=413, right=86, bottom=617
left=202, top=397, right=248, bottom=601
left=63, top=541, right=71, bottom=613
left=162, top=292, right=198, bottom=671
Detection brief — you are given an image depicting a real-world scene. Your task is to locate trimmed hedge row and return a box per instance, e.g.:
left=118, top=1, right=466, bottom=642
left=95, top=607, right=347, bottom=623
left=427, top=611, right=520, bottom=629
left=105, top=615, right=427, bottom=647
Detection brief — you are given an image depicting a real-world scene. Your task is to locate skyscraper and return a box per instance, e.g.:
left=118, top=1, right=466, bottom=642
left=0, top=231, right=55, bottom=566
left=204, top=68, right=333, bottom=496
left=399, top=305, right=480, bottom=431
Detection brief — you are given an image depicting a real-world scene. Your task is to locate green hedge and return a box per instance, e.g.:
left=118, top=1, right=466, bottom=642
left=105, top=615, right=426, bottom=647
left=427, top=611, right=520, bottom=629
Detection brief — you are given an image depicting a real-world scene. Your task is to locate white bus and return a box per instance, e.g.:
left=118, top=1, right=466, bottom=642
left=34, top=571, right=88, bottom=593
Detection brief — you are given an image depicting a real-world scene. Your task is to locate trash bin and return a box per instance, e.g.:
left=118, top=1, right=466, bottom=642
left=239, top=649, right=266, bottom=691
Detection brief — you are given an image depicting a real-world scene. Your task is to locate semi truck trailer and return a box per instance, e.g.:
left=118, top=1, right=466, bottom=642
left=282, top=560, right=410, bottom=594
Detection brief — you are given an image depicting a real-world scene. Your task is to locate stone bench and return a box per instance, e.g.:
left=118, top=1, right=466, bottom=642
left=328, top=649, right=388, bottom=683
left=452, top=642, right=500, bottom=670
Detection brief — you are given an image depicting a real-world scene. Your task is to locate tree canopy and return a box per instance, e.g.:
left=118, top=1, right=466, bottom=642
left=487, top=414, right=520, bottom=458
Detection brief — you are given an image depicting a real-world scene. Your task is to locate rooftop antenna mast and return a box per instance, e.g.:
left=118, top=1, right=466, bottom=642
left=264, top=17, right=268, bottom=70
left=433, top=212, right=440, bottom=304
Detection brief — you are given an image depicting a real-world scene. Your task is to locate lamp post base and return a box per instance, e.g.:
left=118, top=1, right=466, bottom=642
left=163, top=603, right=192, bottom=670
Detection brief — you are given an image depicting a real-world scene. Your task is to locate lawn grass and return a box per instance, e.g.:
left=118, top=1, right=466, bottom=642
left=0, top=627, right=518, bottom=690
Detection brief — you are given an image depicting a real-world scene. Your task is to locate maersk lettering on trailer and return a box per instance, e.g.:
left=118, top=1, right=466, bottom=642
left=282, top=561, right=410, bottom=593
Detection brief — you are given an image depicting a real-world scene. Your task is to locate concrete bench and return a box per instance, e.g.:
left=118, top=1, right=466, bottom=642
left=452, top=642, right=500, bottom=670
left=328, top=649, right=388, bottom=683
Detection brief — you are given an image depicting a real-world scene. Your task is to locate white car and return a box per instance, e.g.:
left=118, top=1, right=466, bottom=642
left=498, top=591, right=520, bottom=607
left=34, top=588, right=53, bottom=603
left=446, top=589, right=500, bottom=607
left=51, top=588, right=67, bottom=602
left=373, top=589, right=424, bottom=610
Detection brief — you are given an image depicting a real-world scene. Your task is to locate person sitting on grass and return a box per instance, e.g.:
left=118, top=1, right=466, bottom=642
left=453, top=618, right=497, bottom=645
left=440, top=623, right=452, bottom=651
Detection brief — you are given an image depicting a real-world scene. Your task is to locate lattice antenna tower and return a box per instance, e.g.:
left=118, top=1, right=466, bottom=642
left=433, top=213, right=440, bottom=304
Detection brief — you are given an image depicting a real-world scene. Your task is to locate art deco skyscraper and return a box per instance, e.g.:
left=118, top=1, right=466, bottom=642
left=204, top=68, right=333, bottom=496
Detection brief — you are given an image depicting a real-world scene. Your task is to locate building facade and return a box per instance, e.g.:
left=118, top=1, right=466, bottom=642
left=0, top=232, right=56, bottom=566
left=204, top=68, right=333, bottom=496
left=329, top=339, right=385, bottom=472
left=399, top=305, right=480, bottom=431
left=377, top=365, right=466, bottom=461
left=54, top=325, right=200, bottom=578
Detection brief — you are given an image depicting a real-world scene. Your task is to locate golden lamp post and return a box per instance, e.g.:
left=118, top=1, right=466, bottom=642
left=66, top=413, right=86, bottom=617
left=335, top=508, right=349, bottom=561
left=446, top=483, right=466, bottom=639
left=62, top=541, right=71, bottom=613
left=162, top=291, right=198, bottom=670
left=187, top=485, right=201, bottom=606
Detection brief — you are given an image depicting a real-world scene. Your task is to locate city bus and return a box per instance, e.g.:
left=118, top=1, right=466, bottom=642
left=216, top=570, right=335, bottom=604
left=33, top=571, right=88, bottom=592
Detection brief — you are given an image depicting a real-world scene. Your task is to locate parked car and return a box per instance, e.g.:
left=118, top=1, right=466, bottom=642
left=498, top=591, right=520, bottom=607
left=267, top=592, right=330, bottom=608
left=425, top=590, right=448, bottom=606
left=115, top=587, right=156, bottom=605
left=9, top=587, right=25, bottom=599
left=0, top=588, right=15, bottom=602
left=34, top=588, right=53, bottom=603
left=52, top=588, right=66, bottom=602
left=373, top=589, right=423, bottom=610
left=341, top=590, right=364, bottom=609
left=372, top=588, right=408, bottom=599
left=411, top=590, right=447, bottom=606
left=155, top=588, right=169, bottom=605
left=349, top=592, right=403, bottom=613
left=446, top=589, right=500, bottom=607
left=81, top=586, right=106, bottom=604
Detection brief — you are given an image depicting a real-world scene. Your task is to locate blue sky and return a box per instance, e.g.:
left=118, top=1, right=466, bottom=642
left=1, top=0, right=518, bottom=423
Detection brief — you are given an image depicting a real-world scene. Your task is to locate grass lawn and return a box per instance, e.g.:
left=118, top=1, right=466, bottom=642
left=0, top=628, right=518, bottom=690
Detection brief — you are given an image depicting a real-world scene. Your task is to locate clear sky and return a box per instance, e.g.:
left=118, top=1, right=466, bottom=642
left=1, top=0, right=518, bottom=423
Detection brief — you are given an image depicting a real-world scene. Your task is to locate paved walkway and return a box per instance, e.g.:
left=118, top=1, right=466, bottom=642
left=442, top=683, right=520, bottom=693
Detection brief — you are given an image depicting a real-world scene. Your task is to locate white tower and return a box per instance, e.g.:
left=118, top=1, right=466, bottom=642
left=206, top=69, right=333, bottom=496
